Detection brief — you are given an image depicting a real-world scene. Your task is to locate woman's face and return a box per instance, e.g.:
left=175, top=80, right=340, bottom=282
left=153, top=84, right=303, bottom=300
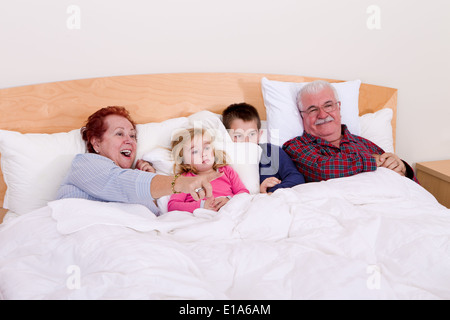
left=91, top=114, right=137, bottom=169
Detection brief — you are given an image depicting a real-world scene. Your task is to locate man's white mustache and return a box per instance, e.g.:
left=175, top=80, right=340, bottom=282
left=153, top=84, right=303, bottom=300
left=314, top=115, right=334, bottom=125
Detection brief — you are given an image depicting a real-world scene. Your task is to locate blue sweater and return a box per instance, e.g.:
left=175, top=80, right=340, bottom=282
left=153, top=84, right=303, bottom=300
left=259, top=143, right=305, bottom=193
left=56, top=153, right=160, bottom=215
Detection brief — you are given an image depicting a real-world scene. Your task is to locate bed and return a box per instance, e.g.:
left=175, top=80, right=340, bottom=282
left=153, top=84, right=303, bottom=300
left=0, top=73, right=448, bottom=300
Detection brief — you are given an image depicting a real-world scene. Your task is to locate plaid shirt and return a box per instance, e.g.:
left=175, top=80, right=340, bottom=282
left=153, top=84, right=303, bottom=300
left=283, top=125, right=417, bottom=183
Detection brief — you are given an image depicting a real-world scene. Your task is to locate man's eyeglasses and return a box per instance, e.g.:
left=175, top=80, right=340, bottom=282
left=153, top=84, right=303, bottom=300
left=299, top=101, right=341, bottom=117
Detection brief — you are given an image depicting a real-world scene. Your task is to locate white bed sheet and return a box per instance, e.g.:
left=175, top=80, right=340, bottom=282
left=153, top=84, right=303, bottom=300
left=0, top=168, right=449, bottom=300
left=2, top=211, right=19, bottom=224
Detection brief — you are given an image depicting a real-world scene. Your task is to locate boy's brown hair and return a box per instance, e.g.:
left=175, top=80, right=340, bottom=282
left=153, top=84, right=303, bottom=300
left=222, top=103, right=261, bottom=130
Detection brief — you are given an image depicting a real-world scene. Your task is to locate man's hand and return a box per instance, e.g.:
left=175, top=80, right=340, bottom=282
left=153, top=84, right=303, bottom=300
left=373, top=153, right=406, bottom=176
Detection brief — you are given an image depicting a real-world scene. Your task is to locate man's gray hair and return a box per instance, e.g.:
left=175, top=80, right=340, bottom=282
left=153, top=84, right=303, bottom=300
left=297, top=80, right=339, bottom=111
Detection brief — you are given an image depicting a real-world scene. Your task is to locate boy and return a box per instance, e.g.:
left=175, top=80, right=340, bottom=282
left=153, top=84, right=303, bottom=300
left=222, top=103, right=305, bottom=193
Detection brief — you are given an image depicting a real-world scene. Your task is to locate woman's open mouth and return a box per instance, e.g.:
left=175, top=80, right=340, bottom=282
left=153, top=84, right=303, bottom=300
left=120, top=149, right=132, bottom=158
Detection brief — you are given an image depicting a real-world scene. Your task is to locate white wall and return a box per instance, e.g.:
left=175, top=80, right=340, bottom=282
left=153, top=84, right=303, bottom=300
left=1, top=0, right=449, bottom=166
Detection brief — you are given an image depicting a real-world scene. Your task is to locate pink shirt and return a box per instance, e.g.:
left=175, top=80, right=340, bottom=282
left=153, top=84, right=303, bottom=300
left=168, top=165, right=249, bottom=213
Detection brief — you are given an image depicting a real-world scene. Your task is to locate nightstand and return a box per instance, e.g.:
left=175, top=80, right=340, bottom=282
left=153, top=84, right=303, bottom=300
left=416, top=160, right=450, bottom=208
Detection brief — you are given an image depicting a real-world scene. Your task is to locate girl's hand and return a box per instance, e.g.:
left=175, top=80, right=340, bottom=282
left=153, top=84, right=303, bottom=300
left=204, top=196, right=229, bottom=211
left=213, top=196, right=230, bottom=211
left=204, top=197, right=218, bottom=211
left=136, top=160, right=156, bottom=173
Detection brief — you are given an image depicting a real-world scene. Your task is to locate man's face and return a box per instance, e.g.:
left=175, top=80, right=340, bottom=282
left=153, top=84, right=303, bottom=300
left=300, top=87, right=342, bottom=141
left=228, top=119, right=262, bottom=144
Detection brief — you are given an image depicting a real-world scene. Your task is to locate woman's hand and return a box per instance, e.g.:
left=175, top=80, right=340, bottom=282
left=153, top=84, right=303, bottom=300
left=136, top=160, right=156, bottom=173
left=150, top=171, right=223, bottom=201
left=173, top=171, right=223, bottom=201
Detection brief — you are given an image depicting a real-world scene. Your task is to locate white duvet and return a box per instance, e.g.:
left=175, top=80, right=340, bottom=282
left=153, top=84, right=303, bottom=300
left=0, top=168, right=449, bottom=300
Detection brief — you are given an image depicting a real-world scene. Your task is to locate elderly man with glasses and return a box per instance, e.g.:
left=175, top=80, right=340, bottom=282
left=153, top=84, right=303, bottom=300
left=282, top=80, right=418, bottom=183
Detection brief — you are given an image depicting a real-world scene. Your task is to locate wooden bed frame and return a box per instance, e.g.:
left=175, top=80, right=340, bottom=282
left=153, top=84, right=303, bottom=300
left=0, top=73, right=398, bottom=222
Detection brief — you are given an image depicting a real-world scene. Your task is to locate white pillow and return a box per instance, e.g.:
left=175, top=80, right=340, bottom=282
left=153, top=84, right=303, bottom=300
left=359, top=108, right=394, bottom=153
left=224, top=142, right=262, bottom=195
left=0, top=129, right=86, bottom=215
left=187, top=110, right=232, bottom=146
left=136, top=117, right=190, bottom=161
left=142, top=146, right=173, bottom=176
left=261, top=77, right=362, bottom=146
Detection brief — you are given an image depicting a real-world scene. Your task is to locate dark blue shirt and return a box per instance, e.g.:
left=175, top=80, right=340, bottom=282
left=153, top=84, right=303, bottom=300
left=259, top=143, right=305, bottom=193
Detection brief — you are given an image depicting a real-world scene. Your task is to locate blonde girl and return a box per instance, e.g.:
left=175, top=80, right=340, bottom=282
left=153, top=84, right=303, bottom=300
left=168, top=128, right=249, bottom=212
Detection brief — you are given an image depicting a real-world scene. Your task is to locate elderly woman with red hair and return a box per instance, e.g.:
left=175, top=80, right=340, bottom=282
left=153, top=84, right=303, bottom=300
left=57, top=106, right=217, bottom=215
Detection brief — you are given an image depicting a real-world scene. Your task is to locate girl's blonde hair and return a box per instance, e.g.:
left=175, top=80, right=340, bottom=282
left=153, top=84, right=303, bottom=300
left=171, top=128, right=228, bottom=175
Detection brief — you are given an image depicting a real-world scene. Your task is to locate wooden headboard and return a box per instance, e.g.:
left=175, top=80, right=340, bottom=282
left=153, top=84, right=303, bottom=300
left=0, top=73, right=397, bottom=214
